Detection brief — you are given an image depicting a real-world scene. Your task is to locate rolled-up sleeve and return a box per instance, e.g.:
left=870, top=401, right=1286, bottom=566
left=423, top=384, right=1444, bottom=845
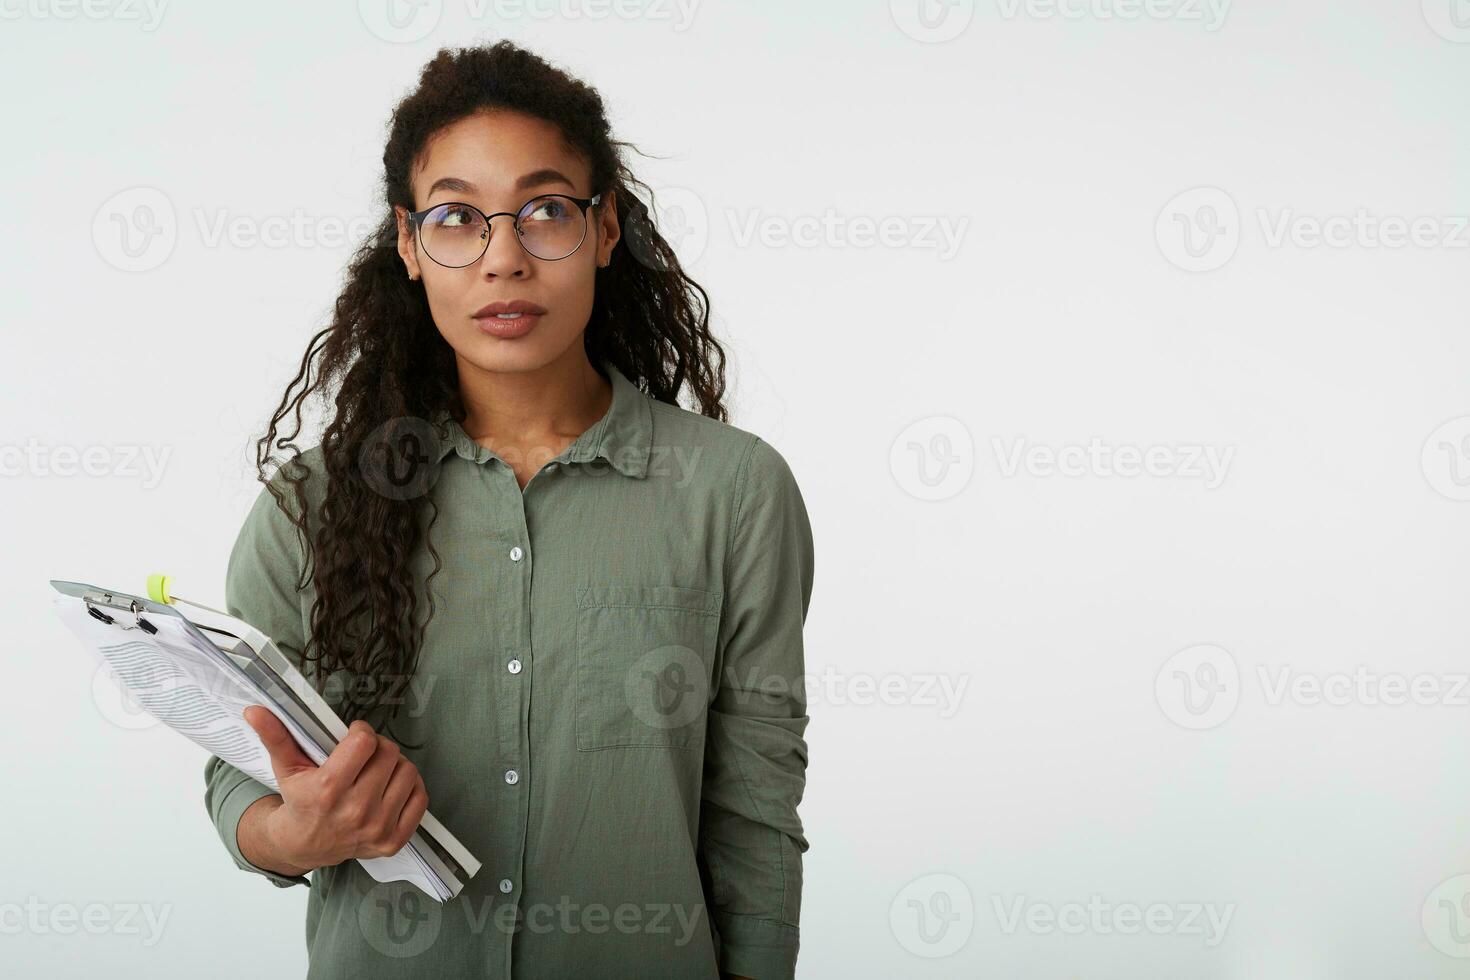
left=702, top=436, right=815, bottom=980
left=203, top=477, right=312, bottom=889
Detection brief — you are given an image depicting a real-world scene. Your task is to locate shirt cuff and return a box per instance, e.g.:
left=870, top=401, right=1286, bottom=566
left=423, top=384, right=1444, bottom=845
left=714, top=912, right=799, bottom=980
left=215, top=777, right=310, bottom=889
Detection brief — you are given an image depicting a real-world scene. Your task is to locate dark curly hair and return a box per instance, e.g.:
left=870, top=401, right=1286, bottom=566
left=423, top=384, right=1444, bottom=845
left=253, top=40, right=727, bottom=744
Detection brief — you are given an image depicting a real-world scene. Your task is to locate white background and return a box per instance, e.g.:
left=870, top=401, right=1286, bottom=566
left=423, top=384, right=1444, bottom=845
left=4, top=1, right=1470, bottom=976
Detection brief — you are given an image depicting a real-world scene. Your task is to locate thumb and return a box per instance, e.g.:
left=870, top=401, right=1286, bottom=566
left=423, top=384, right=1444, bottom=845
left=243, top=705, right=315, bottom=782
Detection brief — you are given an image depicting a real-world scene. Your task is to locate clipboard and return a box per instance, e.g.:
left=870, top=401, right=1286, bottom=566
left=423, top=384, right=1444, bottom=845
left=50, top=578, right=481, bottom=902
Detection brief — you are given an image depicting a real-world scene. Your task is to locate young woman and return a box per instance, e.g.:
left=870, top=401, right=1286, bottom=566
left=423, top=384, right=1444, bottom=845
left=201, top=40, right=814, bottom=980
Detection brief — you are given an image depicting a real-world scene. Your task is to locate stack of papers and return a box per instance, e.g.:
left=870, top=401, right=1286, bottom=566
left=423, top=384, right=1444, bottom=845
left=50, top=579, right=480, bottom=902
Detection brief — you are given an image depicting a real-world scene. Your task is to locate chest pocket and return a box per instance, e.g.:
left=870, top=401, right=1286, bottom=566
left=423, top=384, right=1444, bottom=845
left=575, top=584, right=723, bottom=751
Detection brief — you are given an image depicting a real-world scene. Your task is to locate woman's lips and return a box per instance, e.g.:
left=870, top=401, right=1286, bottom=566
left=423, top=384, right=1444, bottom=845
left=473, top=312, right=542, bottom=339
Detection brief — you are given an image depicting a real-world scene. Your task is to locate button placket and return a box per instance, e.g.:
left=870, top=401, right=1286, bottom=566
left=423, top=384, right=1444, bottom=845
left=496, top=466, right=533, bottom=932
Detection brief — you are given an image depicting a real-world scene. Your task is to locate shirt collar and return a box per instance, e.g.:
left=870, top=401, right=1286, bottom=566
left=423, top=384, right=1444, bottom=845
left=428, top=359, right=653, bottom=478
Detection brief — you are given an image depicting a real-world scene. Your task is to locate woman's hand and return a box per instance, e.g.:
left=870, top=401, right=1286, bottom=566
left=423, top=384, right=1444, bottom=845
left=243, top=707, right=429, bottom=870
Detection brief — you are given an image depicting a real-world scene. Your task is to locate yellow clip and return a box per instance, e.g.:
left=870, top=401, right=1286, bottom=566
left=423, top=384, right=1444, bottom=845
left=146, top=573, right=175, bottom=605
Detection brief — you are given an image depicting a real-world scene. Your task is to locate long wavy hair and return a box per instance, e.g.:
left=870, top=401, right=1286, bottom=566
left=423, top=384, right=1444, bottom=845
left=254, top=40, right=727, bottom=743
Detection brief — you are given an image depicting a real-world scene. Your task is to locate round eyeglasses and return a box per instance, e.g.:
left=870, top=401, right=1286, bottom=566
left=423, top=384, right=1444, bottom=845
left=406, top=193, right=603, bottom=267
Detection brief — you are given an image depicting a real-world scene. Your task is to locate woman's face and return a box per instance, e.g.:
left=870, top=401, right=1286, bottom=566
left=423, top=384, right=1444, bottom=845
left=396, top=109, right=619, bottom=374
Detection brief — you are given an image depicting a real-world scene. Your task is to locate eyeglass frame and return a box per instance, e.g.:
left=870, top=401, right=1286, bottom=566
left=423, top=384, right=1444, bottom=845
left=405, top=192, right=604, bottom=268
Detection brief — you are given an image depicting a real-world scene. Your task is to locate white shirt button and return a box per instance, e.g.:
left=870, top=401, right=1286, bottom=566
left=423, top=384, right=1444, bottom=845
left=499, top=878, right=513, bottom=894
left=509, top=546, right=524, bottom=562
left=504, top=769, right=519, bottom=785
left=507, top=658, right=522, bottom=674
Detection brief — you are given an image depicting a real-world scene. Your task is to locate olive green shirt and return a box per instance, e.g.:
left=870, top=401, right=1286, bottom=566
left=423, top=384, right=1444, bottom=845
left=202, top=360, right=814, bottom=979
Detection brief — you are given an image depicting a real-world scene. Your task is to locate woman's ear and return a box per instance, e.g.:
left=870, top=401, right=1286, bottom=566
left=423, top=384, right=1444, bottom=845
left=596, top=189, right=620, bottom=264
left=395, top=205, right=423, bottom=280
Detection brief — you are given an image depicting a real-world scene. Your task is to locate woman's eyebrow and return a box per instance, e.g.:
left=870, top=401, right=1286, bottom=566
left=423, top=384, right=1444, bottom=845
left=424, top=169, right=577, bottom=199
left=513, top=168, right=577, bottom=192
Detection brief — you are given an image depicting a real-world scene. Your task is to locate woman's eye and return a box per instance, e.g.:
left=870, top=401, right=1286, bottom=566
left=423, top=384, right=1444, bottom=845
left=526, top=199, right=567, bottom=222
left=440, top=207, right=474, bottom=227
